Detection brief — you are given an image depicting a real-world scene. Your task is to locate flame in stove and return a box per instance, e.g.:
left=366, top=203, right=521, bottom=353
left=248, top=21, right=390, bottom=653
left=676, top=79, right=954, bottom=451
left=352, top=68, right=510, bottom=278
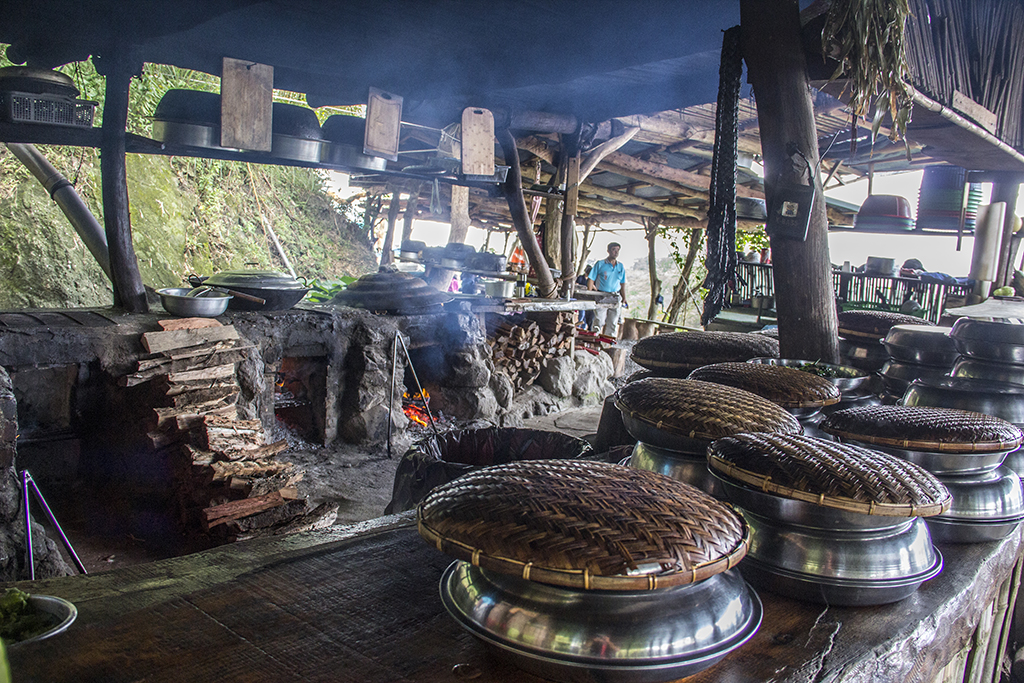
left=402, top=389, right=430, bottom=427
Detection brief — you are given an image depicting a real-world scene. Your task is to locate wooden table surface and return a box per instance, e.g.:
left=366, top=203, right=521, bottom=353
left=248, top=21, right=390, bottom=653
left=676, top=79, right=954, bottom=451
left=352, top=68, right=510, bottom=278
left=8, top=513, right=1023, bottom=683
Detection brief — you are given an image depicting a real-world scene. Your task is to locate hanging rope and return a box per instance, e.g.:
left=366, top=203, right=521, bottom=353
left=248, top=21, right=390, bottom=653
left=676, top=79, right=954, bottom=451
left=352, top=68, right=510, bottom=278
left=702, top=26, right=743, bottom=327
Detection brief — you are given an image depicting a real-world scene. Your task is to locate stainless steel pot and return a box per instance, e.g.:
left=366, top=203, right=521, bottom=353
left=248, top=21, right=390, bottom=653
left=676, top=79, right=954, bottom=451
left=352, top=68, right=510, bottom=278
left=840, top=338, right=890, bottom=373
left=714, top=475, right=909, bottom=530
left=882, top=325, right=957, bottom=367
left=839, top=439, right=1008, bottom=476
left=741, top=512, right=942, bottom=605
left=903, top=377, right=1024, bottom=424
left=950, top=318, right=1024, bottom=364
left=928, top=467, right=1024, bottom=543
left=440, top=561, right=762, bottom=683
left=950, top=357, right=1024, bottom=386
left=628, top=442, right=725, bottom=499
left=879, top=360, right=954, bottom=398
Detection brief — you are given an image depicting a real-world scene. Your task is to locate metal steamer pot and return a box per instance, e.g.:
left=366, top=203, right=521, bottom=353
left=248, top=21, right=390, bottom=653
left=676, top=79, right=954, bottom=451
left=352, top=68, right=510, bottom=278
left=882, top=325, right=958, bottom=367
left=189, top=271, right=309, bottom=311
left=739, top=512, right=942, bottom=606
left=927, top=466, right=1024, bottom=543
left=950, top=318, right=1024, bottom=364
left=440, top=561, right=762, bottom=683
left=628, top=442, right=725, bottom=499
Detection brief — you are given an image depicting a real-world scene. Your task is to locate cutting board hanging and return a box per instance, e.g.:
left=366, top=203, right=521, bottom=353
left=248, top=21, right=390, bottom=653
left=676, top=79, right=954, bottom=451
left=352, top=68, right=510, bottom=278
left=363, top=87, right=402, bottom=161
left=460, top=107, right=494, bottom=179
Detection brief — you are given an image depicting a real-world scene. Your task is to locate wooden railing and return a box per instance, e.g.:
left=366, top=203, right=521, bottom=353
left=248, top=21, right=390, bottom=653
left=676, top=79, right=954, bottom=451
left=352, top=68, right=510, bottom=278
left=734, top=262, right=972, bottom=324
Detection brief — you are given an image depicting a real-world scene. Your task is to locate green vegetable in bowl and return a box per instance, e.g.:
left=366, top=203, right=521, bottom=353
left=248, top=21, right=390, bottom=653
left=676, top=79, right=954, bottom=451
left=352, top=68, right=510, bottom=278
left=794, top=361, right=861, bottom=379
left=0, top=589, right=57, bottom=643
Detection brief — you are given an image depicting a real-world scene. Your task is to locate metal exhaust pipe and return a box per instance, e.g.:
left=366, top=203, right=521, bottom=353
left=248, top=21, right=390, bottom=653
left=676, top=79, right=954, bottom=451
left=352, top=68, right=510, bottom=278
left=4, top=142, right=112, bottom=281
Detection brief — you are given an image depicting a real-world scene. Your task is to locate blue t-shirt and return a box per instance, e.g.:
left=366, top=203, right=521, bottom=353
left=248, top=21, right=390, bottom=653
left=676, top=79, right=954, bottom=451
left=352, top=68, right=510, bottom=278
left=590, top=259, right=625, bottom=294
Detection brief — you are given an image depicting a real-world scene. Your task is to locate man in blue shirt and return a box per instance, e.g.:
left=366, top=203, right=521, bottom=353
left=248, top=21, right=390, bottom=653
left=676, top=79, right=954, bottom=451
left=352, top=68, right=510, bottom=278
left=587, top=242, right=627, bottom=336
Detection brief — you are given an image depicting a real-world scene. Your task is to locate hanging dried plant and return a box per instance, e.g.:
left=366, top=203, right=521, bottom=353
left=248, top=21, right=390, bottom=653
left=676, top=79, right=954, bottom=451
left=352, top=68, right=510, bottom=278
left=822, top=0, right=915, bottom=145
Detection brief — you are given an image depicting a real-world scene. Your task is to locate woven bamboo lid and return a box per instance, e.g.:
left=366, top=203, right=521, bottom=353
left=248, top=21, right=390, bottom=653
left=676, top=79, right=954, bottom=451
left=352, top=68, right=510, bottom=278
left=708, top=433, right=952, bottom=517
left=417, top=460, right=749, bottom=590
left=615, top=378, right=802, bottom=445
left=630, top=331, right=780, bottom=376
left=688, top=362, right=841, bottom=409
left=820, top=405, right=1024, bottom=453
left=838, top=310, right=934, bottom=341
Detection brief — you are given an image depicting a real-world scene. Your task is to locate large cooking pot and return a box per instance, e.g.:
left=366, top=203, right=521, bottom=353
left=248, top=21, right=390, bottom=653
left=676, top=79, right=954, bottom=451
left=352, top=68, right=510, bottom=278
left=189, top=270, right=309, bottom=311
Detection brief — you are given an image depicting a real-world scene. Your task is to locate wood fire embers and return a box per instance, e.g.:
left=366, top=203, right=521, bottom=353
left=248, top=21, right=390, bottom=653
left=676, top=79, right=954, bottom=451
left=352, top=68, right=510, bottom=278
left=124, top=318, right=335, bottom=542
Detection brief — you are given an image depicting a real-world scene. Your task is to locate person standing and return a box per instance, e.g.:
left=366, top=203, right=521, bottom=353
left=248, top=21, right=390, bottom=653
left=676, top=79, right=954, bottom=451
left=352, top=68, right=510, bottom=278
left=588, top=242, right=627, bottom=336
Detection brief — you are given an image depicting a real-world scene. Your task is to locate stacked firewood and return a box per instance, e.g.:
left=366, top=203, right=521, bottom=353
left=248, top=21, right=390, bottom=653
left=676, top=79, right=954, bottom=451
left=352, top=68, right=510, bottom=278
left=124, top=318, right=335, bottom=541
left=486, top=312, right=576, bottom=391
left=575, top=328, right=616, bottom=356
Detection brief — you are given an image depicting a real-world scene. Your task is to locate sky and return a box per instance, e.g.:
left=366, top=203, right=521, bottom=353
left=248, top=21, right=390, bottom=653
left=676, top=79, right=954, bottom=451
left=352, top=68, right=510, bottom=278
left=330, top=168, right=1024, bottom=280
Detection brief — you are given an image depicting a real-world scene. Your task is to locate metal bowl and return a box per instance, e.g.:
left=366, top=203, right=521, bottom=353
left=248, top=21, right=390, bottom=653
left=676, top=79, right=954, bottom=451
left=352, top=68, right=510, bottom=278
left=440, top=561, right=762, bottom=683
left=156, top=287, right=231, bottom=317
left=950, top=357, right=1024, bottom=386
left=618, top=409, right=710, bottom=454
left=882, top=325, right=957, bottom=367
left=950, top=318, right=1024, bottom=364
left=902, top=377, right=1024, bottom=424
left=838, top=439, right=1008, bottom=476
left=7, top=595, right=77, bottom=646
left=747, top=357, right=870, bottom=393
left=714, top=475, right=910, bottom=530
left=879, top=360, right=954, bottom=398
left=628, top=442, right=725, bottom=499
left=740, top=513, right=942, bottom=605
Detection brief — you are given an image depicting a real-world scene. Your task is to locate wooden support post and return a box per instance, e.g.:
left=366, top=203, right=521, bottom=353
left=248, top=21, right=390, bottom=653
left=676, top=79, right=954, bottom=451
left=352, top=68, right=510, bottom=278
left=741, top=0, right=838, bottom=362
left=99, top=50, right=148, bottom=313
left=992, top=177, right=1021, bottom=288
left=400, top=183, right=423, bottom=244
left=497, top=128, right=557, bottom=298
left=560, top=130, right=582, bottom=296
left=379, top=188, right=401, bottom=267
left=425, top=184, right=471, bottom=290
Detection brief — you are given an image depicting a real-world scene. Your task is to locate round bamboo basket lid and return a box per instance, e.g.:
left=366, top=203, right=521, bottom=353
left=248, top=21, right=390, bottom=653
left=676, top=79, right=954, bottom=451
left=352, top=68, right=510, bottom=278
left=820, top=405, right=1023, bottom=453
left=417, top=460, right=749, bottom=590
left=708, top=433, right=952, bottom=517
left=688, top=362, right=841, bottom=409
left=838, top=310, right=934, bottom=341
left=615, top=378, right=801, bottom=446
left=630, top=331, right=779, bottom=376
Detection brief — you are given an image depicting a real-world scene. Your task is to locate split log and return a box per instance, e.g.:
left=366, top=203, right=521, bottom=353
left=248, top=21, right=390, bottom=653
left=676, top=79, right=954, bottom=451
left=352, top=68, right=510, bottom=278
left=141, top=325, right=240, bottom=354
left=158, top=318, right=224, bottom=331
left=165, top=379, right=239, bottom=398
left=171, top=385, right=239, bottom=408
left=167, top=363, right=236, bottom=384
left=202, top=489, right=292, bottom=529
left=155, top=396, right=237, bottom=429
left=208, top=452, right=293, bottom=481
left=235, top=502, right=339, bottom=541
left=175, top=403, right=237, bottom=431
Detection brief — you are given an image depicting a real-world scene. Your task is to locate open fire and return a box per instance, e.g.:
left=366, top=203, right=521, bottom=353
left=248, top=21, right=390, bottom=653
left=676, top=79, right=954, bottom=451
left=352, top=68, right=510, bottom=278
left=402, top=389, right=431, bottom=427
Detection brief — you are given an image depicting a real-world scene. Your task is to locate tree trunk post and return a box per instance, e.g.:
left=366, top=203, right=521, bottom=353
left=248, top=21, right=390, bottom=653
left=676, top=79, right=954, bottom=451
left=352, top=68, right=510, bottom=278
left=560, top=131, right=582, bottom=296
left=644, top=218, right=662, bottom=320
left=497, top=128, right=557, bottom=298
left=543, top=154, right=565, bottom=270
left=425, top=184, right=471, bottom=290
left=400, top=183, right=423, bottom=245
left=98, top=50, right=148, bottom=313
left=741, top=0, right=838, bottom=361
left=379, top=188, right=401, bottom=267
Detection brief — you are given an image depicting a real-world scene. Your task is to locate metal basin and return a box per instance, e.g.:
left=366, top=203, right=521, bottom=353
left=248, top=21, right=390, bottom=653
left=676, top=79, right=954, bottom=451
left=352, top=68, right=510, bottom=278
left=440, top=561, right=762, bottom=683
left=748, top=357, right=870, bottom=393
left=903, top=377, right=1024, bottom=424
left=7, top=595, right=77, bottom=646
left=950, top=318, right=1024, bottom=364
left=628, top=442, right=725, bottom=499
left=156, top=287, right=231, bottom=317
left=839, top=439, right=1008, bottom=476
left=950, top=357, right=1024, bottom=386
left=714, top=475, right=910, bottom=530
left=741, top=512, right=942, bottom=606
left=882, top=325, right=957, bottom=367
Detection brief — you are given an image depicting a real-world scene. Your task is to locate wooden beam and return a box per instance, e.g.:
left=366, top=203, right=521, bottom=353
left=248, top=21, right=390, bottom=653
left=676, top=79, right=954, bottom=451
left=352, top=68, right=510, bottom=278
left=379, top=188, right=401, bottom=267
left=602, top=151, right=764, bottom=199
left=99, top=51, right=148, bottom=313
left=561, top=131, right=581, bottom=294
